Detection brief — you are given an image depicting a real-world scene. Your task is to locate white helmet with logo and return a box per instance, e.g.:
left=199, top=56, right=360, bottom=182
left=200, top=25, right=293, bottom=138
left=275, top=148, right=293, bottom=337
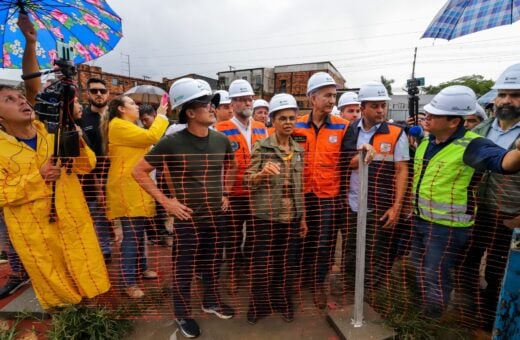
left=424, top=85, right=477, bottom=116
left=228, top=79, right=255, bottom=98
left=169, top=78, right=212, bottom=109
left=269, top=93, right=298, bottom=117
left=307, top=72, right=337, bottom=96
left=492, top=63, right=520, bottom=90
left=358, top=81, right=391, bottom=102
left=214, top=90, right=231, bottom=105
left=253, top=99, right=269, bottom=111
left=338, top=91, right=360, bottom=109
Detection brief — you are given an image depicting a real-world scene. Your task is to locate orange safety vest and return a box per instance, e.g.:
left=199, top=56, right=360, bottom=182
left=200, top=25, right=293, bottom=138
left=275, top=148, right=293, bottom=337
left=267, top=127, right=275, bottom=136
left=215, top=119, right=268, bottom=196
left=342, top=119, right=405, bottom=209
left=293, top=113, right=349, bottom=198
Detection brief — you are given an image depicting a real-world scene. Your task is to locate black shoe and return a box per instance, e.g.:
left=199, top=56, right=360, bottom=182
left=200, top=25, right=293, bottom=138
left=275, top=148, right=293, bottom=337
left=0, top=275, right=31, bottom=299
left=175, top=318, right=201, bottom=338
left=201, top=303, right=235, bottom=319
left=0, top=251, right=8, bottom=264
left=282, top=310, right=294, bottom=323
left=247, top=311, right=259, bottom=325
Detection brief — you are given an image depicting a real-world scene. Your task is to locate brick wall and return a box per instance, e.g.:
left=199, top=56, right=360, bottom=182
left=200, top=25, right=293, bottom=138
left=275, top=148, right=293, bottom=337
left=76, top=64, right=164, bottom=104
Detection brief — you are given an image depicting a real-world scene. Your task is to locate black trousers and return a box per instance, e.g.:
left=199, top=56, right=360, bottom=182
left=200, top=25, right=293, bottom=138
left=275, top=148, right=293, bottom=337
left=248, top=217, right=300, bottom=317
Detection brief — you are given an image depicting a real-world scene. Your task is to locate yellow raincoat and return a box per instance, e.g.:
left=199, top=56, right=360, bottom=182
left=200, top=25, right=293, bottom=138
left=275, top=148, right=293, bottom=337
left=0, top=121, right=110, bottom=309
left=106, top=116, right=168, bottom=219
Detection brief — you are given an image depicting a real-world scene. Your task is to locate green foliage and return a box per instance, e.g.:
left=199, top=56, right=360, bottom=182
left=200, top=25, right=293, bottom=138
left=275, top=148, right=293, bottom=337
left=0, top=319, right=20, bottom=340
left=47, top=306, right=133, bottom=340
left=381, top=75, right=395, bottom=95
left=373, top=259, right=473, bottom=339
left=423, top=75, right=494, bottom=97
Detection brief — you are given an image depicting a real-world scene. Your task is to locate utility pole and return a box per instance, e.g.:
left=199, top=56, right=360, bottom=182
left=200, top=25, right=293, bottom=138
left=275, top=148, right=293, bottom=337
left=121, top=52, right=131, bottom=77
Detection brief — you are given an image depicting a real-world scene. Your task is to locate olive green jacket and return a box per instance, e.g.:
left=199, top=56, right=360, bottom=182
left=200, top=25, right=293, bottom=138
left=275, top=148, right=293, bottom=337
left=244, top=134, right=305, bottom=223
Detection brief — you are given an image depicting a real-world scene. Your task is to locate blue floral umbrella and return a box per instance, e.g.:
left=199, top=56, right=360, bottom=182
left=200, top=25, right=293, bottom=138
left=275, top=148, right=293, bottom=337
left=422, top=0, right=520, bottom=40
left=0, top=0, right=122, bottom=69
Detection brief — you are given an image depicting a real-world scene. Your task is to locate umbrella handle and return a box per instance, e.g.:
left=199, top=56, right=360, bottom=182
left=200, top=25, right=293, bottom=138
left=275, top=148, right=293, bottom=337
left=16, top=1, right=27, bottom=14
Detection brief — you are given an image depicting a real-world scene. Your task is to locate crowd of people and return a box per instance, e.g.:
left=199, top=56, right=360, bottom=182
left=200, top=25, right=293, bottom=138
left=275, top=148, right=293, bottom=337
left=0, top=14, right=519, bottom=340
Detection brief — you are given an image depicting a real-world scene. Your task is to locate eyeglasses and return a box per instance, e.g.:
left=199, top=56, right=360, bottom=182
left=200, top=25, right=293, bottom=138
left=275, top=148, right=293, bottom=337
left=276, top=116, right=297, bottom=122
left=425, top=114, right=447, bottom=120
left=89, top=88, right=108, bottom=95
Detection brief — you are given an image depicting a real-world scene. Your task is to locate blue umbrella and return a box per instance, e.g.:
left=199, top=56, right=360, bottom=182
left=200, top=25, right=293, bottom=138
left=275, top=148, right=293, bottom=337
left=422, top=0, right=520, bottom=40
left=0, top=0, right=122, bottom=69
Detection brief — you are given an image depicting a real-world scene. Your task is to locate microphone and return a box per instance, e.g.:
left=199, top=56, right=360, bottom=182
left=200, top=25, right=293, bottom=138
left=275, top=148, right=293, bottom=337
left=21, top=69, right=57, bottom=81
left=409, top=125, right=424, bottom=139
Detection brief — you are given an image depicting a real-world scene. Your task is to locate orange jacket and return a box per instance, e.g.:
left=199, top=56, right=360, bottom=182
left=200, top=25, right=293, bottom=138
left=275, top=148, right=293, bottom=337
left=215, top=119, right=268, bottom=196
left=293, top=113, right=349, bottom=198
left=267, top=127, right=275, bottom=136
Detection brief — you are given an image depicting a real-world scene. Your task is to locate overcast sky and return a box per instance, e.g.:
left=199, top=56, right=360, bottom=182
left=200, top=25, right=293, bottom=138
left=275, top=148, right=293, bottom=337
left=2, top=0, right=520, bottom=92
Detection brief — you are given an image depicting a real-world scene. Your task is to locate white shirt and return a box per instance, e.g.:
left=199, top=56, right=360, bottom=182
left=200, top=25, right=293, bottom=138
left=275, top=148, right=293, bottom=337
left=231, top=116, right=253, bottom=152
left=348, top=120, right=410, bottom=212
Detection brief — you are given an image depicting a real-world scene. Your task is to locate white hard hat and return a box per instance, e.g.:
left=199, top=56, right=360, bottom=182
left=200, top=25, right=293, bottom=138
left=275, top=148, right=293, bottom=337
left=424, top=85, right=477, bottom=116
left=169, top=78, right=212, bottom=110
left=475, top=103, right=487, bottom=121
left=196, top=79, right=212, bottom=93
left=253, top=99, right=269, bottom=111
left=214, top=90, right=231, bottom=105
left=492, top=63, right=520, bottom=90
left=307, top=72, right=337, bottom=96
left=228, top=79, right=255, bottom=98
left=338, top=91, right=360, bottom=109
left=358, top=81, right=391, bottom=102
left=269, top=93, right=298, bottom=117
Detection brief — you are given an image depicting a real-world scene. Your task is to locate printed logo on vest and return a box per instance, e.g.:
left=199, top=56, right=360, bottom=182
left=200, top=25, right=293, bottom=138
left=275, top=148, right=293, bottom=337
left=293, top=135, right=307, bottom=143
left=231, top=141, right=240, bottom=151
left=380, top=142, right=392, bottom=153
left=328, top=135, right=338, bottom=144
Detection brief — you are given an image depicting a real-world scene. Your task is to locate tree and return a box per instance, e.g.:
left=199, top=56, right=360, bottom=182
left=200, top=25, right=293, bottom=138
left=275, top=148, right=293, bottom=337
left=423, top=75, right=494, bottom=97
left=380, top=75, right=395, bottom=95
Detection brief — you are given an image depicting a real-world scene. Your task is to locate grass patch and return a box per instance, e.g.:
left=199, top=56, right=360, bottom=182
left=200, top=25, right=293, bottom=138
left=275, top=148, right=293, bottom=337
left=47, top=306, right=133, bottom=340
left=371, top=259, right=473, bottom=340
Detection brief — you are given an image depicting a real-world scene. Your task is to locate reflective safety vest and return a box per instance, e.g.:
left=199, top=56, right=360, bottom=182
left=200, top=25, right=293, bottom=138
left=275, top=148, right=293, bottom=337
left=215, top=119, right=268, bottom=196
left=413, top=131, right=480, bottom=227
left=293, top=113, right=349, bottom=198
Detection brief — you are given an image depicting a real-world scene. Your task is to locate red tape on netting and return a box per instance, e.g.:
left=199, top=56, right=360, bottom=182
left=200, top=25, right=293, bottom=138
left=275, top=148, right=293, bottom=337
left=0, top=152, right=517, bottom=335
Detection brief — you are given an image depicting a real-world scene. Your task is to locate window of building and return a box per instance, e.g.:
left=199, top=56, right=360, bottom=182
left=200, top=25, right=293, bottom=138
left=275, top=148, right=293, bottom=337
left=255, top=75, right=262, bottom=86
left=280, top=80, right=287, bottom=93
left=112, top=78, right=118, bottom=86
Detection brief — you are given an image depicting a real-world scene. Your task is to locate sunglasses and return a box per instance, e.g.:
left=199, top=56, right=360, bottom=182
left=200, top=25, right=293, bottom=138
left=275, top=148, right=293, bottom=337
left=89, top=88, right=108, bottom=95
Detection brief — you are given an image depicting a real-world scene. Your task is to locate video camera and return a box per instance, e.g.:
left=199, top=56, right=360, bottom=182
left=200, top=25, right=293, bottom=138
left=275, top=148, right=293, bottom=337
left=31, top=40, right=80, bottom=158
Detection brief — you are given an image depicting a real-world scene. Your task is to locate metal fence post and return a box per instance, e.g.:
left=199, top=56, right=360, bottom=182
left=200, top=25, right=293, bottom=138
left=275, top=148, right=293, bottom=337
left=352, top=150, right=368, bottom=327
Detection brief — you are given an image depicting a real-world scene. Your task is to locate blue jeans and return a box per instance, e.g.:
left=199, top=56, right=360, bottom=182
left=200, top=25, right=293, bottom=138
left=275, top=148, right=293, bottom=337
left=120, top=217, right=149, bottom=287
left=87, top=200, right=112, bottom=255
left=411, top=217, right=471, bottom=317
left=301, top=193, right=340, bottom=289
left=0, top=211, right=26, bottom=276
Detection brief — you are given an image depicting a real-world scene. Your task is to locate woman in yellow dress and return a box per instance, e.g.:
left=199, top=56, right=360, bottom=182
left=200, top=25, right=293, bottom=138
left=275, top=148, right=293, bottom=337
left=104, top=95, right=168, bottom=298
left=0, top=85, right=110, bottom=309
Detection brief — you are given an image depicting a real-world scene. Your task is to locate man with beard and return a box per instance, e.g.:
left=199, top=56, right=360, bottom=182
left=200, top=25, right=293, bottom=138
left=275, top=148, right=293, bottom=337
left=79, top=78, right=112, bottom=262
left=215, top=79, right=268, bottom=293
left=458, top=63, right=520, bottom=330
left=409, top=85, right=520, bottom=319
